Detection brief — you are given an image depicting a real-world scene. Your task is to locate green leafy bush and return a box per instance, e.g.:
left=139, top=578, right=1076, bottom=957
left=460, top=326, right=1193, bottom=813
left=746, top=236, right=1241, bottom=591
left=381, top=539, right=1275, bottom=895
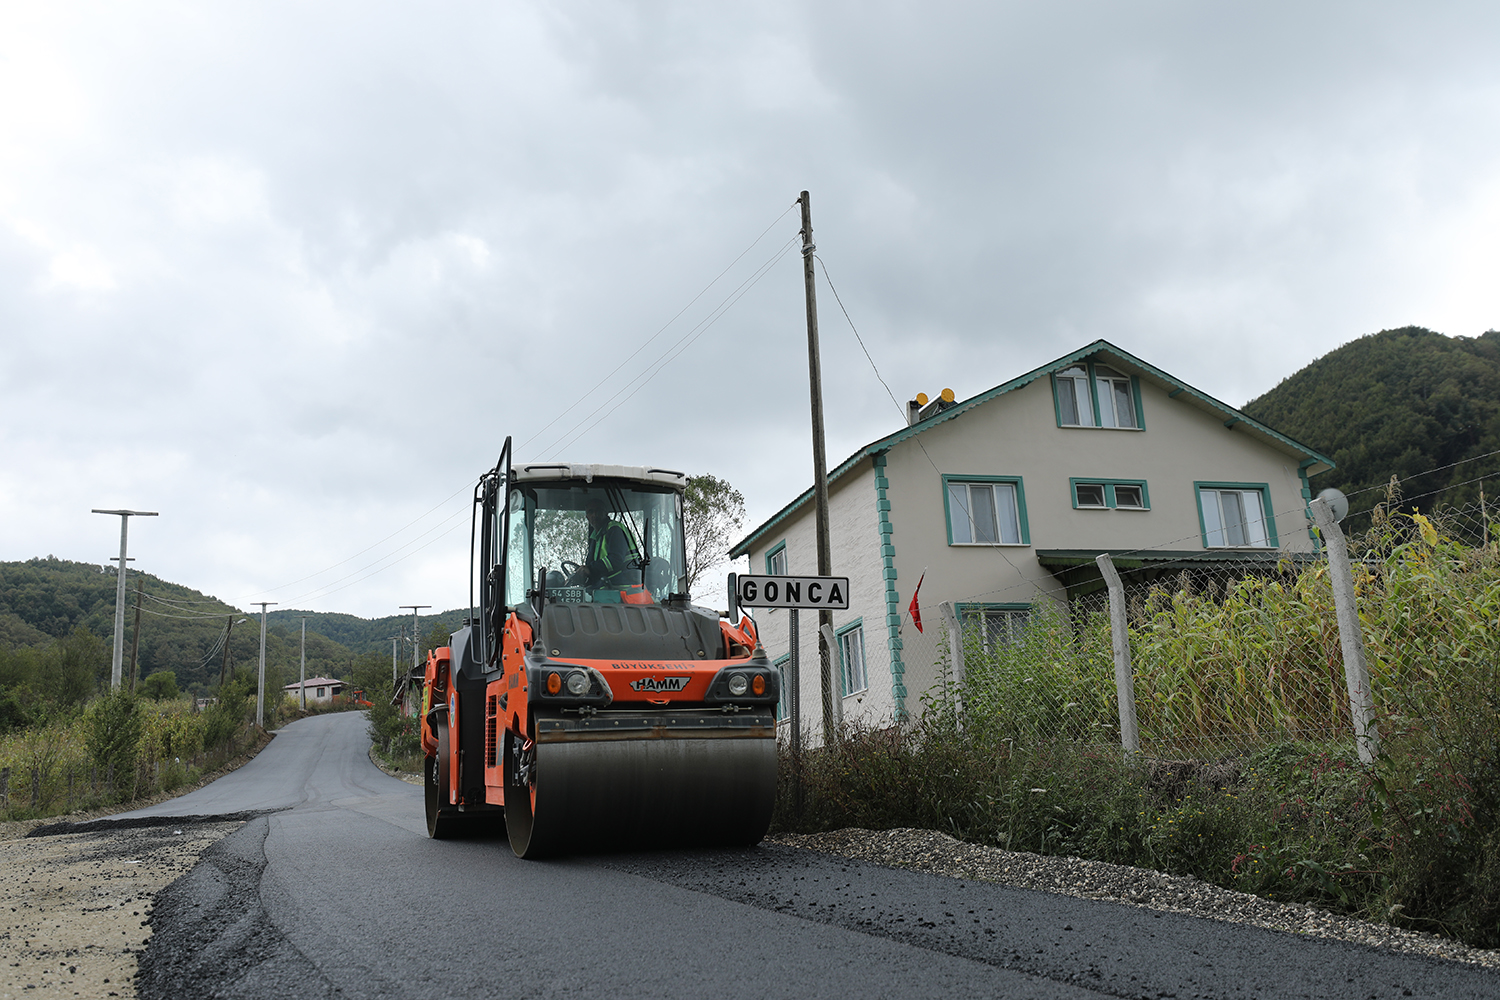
left=85, top=691, right=143, bottom=794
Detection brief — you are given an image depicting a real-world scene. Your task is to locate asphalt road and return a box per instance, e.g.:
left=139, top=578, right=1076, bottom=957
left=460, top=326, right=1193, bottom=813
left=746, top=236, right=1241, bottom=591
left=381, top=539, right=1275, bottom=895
left=110, top=713, right=1496, bottom=999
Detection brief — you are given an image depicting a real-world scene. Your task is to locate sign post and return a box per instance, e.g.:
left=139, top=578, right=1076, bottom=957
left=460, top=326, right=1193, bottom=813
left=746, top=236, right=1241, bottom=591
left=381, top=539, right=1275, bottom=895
left=736, top=572, right=848, bottom=819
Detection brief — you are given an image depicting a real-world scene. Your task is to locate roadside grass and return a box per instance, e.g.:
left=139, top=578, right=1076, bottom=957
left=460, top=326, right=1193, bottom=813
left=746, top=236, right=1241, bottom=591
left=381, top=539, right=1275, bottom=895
left=0, top=671, right=269, bottom=822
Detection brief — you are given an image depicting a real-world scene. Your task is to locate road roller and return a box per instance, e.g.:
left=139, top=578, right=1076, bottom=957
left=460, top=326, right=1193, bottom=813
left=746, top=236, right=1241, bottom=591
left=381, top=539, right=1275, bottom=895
left=419, top=438, right=779, bottom=858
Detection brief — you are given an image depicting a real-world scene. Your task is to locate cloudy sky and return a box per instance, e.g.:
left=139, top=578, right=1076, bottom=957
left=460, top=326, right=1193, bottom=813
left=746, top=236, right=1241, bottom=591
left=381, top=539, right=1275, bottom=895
left=3, top=1, right=1498, bottom=618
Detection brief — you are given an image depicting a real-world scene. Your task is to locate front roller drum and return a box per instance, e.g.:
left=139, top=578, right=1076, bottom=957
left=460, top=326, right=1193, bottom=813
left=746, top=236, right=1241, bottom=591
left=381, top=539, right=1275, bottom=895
left=505, top=734, right=777, bottom=859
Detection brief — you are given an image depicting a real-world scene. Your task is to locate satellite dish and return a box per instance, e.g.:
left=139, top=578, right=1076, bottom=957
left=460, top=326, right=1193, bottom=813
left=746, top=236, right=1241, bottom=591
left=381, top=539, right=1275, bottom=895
left=1316, top=487, right=1348, bottom=523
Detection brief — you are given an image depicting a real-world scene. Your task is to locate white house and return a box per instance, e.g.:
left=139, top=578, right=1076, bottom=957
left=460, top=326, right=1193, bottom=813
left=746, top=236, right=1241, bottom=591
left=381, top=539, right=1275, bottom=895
left=283, top=676, right=346, bottom=705
left=729, top=340, right=1335, bottom=738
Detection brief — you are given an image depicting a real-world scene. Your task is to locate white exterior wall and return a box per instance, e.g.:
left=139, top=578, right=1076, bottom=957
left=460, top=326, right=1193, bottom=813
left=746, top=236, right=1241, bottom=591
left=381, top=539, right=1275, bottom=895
left=748, top=459, right=895, bottom=746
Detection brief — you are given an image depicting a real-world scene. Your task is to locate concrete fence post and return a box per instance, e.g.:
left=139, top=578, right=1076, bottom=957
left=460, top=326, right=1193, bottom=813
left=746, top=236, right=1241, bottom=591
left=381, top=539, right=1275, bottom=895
left=1095, top=554, right=1141, bottom=755
left=937, top=601, right=965, bottom=729
left=1310, top=497, right=1379, bottom=764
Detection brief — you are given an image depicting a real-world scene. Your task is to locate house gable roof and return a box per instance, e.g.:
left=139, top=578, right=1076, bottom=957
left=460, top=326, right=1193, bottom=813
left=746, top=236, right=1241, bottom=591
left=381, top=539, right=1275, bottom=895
left=729, top=339, right=1335, bottom=558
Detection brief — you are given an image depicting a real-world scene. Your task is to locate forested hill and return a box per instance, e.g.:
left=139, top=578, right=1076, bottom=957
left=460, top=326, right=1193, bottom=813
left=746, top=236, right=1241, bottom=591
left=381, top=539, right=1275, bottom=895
left=1242, top=326, right=1500, bottom=519
left=264, top=607, right=473, bottom=654
left=0, top=557, right=465, bottom=696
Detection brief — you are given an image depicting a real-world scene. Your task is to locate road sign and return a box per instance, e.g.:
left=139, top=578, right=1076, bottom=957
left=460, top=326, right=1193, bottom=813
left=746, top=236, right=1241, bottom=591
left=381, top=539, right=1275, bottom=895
left=736, top=574, right=849, bottom=610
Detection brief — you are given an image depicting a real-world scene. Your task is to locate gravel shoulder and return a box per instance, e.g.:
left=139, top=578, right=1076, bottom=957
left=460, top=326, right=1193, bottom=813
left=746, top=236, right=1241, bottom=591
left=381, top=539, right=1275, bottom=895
left=374, top=742, right=1497, bottom=971
left=0, top=729, right=276, bottom=1000
left=769, top=826, right=1500, bottom=970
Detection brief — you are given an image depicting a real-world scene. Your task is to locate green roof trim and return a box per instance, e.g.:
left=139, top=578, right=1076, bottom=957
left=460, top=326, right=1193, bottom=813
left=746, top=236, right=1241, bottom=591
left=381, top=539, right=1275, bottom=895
left=728, top=340, right=1336, bottom=558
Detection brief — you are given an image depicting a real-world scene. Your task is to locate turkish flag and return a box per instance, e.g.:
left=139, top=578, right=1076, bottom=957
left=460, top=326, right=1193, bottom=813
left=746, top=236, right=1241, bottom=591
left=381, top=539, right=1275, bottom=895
left=908, top=572, right=925, bottom=633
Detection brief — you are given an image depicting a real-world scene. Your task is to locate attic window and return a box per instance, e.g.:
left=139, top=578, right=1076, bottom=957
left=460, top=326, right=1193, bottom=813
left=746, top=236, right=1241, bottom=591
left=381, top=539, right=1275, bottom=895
left=1053, top=363, right=1143, bottom=430
left=1055, top=367, right=1093, bottom=426
left=1094, top=367, right=1137, bottom=429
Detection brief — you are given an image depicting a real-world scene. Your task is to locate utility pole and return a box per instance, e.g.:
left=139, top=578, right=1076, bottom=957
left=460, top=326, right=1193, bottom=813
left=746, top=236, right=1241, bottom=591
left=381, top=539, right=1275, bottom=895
left=220, top=617, right=247, bottom=692
left=298, top=617, right=311, bottom=710
left=798, top=191, right=836, bottom=744
left=390, top=632, right=401, bottom=688
left=91, top=509, right=158, bottom=689
left=401, top=605, right=431, bottom=679
left=253, top=602, right=277, bottom=729
left=108, top=555, right=135, bottom=690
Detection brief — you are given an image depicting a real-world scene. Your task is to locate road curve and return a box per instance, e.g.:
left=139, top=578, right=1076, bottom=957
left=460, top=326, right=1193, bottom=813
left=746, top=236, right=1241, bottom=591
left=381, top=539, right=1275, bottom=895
left=112, top=713, right=1495, bottom=999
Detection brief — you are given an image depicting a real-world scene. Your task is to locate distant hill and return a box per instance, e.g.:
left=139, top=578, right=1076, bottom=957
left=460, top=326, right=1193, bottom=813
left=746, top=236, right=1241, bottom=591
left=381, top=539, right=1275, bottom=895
left=1242, top=327, right=1500, bottom=522
left=0, top=558, right=469, bottom=694
left=265, top=607, right=473, bottom=655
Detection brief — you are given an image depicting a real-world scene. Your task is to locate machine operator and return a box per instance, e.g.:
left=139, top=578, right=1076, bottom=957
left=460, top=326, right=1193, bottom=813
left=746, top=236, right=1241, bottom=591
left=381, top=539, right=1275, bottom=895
left=567, top=499, right=641, bottom=590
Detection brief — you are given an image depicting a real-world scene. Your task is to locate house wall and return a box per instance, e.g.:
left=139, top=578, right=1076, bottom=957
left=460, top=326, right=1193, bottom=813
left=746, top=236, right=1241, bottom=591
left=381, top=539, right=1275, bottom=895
left=748, top=458, right=894, bottom=744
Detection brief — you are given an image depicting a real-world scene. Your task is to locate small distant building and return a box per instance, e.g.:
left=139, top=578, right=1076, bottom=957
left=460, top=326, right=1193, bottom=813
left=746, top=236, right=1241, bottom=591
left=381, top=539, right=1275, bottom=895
left=283, top=676, right=346, bottom=705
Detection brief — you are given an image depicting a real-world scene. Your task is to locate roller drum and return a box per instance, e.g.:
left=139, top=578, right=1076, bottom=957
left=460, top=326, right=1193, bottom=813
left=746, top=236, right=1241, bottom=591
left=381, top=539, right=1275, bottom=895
left=507, top=735, right=776, bottom=858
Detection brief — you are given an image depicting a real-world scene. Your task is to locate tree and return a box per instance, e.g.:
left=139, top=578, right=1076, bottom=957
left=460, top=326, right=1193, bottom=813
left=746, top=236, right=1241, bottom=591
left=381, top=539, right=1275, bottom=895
left=683, top=474, right=746, bottom=598
left=141, top=670, right=179, bottom=701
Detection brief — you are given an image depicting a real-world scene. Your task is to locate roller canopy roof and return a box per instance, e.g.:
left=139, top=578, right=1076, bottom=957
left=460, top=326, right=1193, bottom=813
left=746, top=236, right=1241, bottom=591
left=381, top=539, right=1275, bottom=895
left=512, top=463, right=688, bottom=488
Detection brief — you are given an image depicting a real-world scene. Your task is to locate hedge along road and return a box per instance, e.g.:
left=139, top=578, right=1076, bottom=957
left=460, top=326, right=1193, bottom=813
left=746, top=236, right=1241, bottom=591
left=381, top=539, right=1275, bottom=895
left=96, top=713, right=1494, bottom=999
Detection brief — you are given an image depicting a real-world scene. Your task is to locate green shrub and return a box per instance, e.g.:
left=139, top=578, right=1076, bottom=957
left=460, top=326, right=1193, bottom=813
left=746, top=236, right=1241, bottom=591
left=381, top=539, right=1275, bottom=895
left=85, top=691, right=143, bottom=794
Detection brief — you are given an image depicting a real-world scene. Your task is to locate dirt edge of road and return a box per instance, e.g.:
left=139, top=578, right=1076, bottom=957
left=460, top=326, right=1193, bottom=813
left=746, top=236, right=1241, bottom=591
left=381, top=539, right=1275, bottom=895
left=0, top=729, right=278, bottom=1000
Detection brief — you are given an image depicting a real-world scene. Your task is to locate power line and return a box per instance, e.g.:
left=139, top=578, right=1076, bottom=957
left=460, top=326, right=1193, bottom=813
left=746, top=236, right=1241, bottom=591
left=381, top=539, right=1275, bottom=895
left=545, top=236, right=801, bottom=456
left=235, top=204, right=805, bottom=608
left=520, top=201, right=799, bottom=453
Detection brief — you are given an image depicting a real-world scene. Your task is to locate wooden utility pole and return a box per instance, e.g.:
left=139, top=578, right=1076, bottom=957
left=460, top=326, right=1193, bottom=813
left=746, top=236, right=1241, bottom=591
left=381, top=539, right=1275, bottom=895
left=220, top=618, right=236, bottom=691
left=799, top=191, right=836, bottom=744
left=299, top=616, right=311, bottom=710
left=127, top=579, right=144, bottom=693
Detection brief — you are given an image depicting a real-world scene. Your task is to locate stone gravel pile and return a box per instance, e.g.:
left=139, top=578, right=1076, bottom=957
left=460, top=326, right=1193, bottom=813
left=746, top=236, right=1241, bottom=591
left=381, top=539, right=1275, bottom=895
left=770, top=826, right=1500, bottom=969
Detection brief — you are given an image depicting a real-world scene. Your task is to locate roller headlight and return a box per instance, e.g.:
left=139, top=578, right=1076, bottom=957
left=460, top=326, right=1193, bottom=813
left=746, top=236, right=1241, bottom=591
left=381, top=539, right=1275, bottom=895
left=728, top=674, right=749, bottom=696
left=566, top=671, right=589, bottom=696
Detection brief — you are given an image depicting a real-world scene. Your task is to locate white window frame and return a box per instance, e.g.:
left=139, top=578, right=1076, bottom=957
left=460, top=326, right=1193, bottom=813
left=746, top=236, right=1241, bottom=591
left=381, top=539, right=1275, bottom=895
left=1195, top=483, right=1277, bottom=548
left=1070, top=478, right=1151, bottom=511
left=765, top=541, right=787, bottom=576
left=944, top=476, right=1029, bottom=546
left=837, top=622, right=868, bottom=696
left=773, top=654, right=790, bottom=723
left=1053, top=363, right=1143, bottom=430
left=958, top=604, right=1030, bottom=654
left=1054, top=366, right=1094, bottom=427
left=1094, top=366, right=1137, bottom=429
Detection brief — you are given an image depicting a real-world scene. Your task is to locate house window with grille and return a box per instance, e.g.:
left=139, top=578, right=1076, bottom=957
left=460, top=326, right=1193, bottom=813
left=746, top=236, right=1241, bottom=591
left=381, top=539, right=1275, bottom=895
left=959, top=605, right=1031, bottom=653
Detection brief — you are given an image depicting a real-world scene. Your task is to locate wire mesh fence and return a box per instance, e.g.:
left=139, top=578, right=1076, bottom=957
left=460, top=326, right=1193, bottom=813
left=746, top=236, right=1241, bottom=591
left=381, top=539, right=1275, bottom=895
left=891, top=481, right=1500, bottom=766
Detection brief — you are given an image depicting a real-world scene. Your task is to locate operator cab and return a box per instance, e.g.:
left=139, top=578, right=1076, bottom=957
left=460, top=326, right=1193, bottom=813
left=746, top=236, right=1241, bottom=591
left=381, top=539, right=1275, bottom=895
left=499, top=464, right=690, bottom=608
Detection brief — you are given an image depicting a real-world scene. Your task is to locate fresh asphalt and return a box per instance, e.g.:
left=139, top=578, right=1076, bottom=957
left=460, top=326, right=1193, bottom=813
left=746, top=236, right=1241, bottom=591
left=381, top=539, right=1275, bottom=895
left=104, top=713, right=1495, bottom=999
